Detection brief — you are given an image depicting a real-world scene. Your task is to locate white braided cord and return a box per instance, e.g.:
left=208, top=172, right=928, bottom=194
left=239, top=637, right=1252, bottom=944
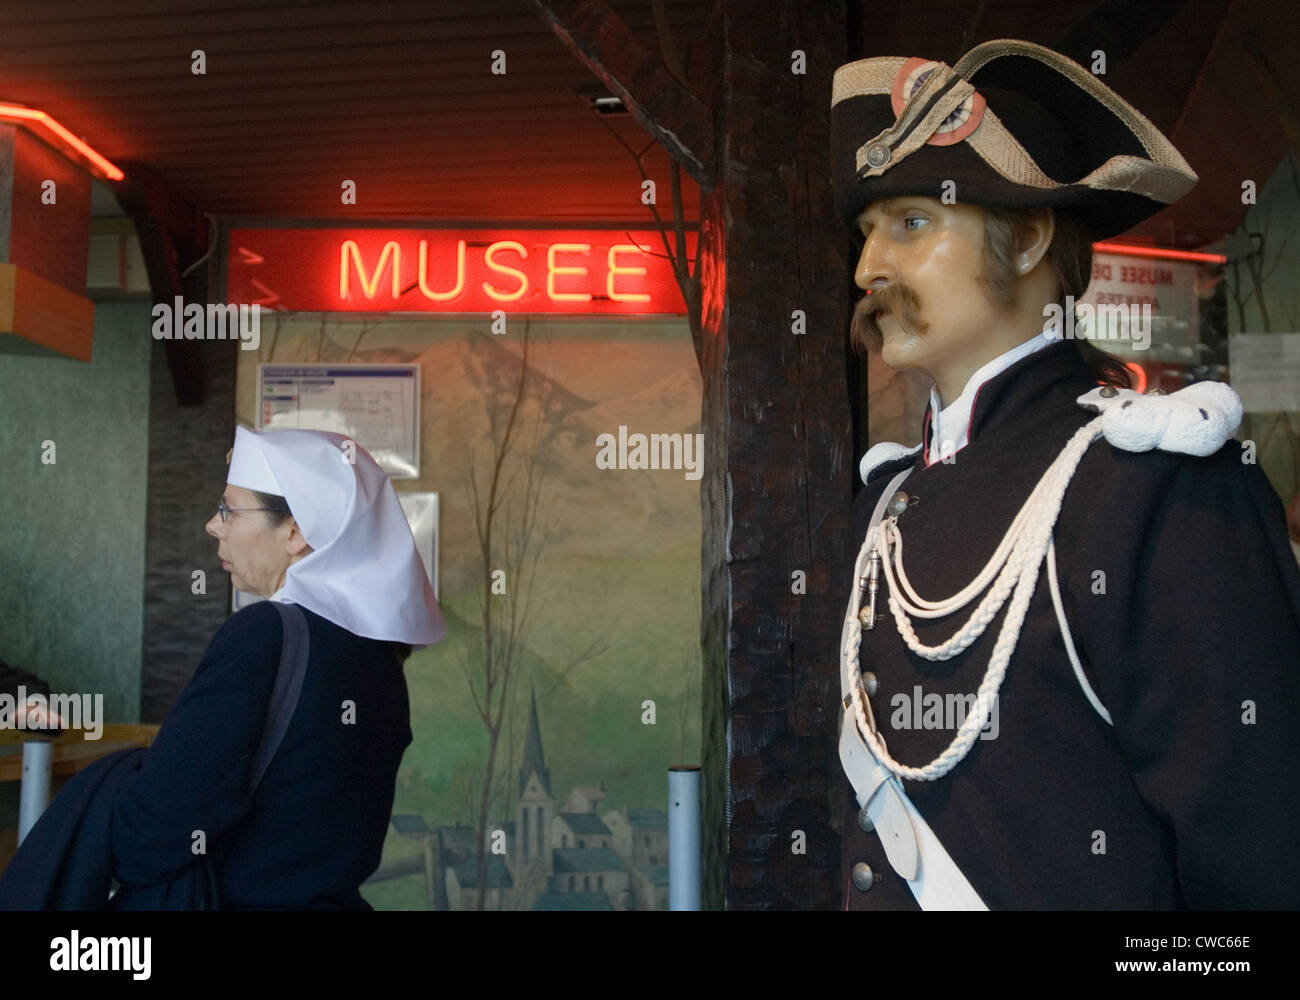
left=844, top=416, right=1105, bottom=781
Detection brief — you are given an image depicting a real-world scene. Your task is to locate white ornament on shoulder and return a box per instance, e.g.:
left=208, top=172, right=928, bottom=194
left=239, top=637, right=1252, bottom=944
left=1076, top=381, right=1243, bottom=457
left=859, top=440, right=923, bottom=485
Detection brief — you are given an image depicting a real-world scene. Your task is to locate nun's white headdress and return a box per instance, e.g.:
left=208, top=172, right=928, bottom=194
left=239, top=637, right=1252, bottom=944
left=226, top=425, right=446, bottom=647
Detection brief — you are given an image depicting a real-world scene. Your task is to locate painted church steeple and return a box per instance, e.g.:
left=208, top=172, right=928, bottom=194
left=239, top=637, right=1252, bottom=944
left=517, top=686, right=552, bottom=870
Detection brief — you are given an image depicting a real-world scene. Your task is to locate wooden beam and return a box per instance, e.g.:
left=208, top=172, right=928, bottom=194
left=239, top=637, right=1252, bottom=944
left=0, top=263, right=95, bottom=361
left=697, top=0, right=851, bottom=908
left=114, top=163, right=208, bottom=406
left=114, top=163, right=208, bottom=253
left=529, top=0, right=715, bottom=185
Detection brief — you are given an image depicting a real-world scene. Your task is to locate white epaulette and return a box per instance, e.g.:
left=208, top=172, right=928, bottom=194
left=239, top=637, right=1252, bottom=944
left=859, top=440, right=923, bottom=484
left=1076, top=380, right=1243, bottom=457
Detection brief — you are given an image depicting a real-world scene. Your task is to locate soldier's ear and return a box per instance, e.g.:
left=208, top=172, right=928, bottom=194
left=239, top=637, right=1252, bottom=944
left=1014, top=208, right=1055, bottom=276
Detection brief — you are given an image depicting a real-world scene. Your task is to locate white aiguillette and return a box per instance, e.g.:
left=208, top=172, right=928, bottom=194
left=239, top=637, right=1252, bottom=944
left=838, top=467, right=989, bottom=909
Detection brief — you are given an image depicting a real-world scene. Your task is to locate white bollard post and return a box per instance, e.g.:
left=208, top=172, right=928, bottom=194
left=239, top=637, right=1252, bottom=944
left=668, top=765, right=701, bottom=910
left=18, top=739, right=54, bottom=846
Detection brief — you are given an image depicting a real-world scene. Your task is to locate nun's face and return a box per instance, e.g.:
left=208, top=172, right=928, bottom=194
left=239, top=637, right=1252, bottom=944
left=204, top=483, right=310, bottom=598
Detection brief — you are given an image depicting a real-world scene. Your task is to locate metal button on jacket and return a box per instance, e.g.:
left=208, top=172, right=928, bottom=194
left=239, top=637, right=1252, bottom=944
left=864, top=141, right=890, bottom=169
left=863, top=671, right=878, bottom=696
left=851, top=861, right=880, bottom=892
left=886, top=491, right=910, bottom=517
left=857, top=809, right=875, bottom=833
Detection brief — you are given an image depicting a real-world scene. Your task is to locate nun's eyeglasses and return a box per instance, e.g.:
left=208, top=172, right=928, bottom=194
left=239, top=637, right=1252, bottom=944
left=216, top=499, right=279, bottom=523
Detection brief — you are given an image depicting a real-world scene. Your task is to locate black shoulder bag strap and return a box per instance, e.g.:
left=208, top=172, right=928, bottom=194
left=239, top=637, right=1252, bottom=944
left=250, top=601, right=311, bottom=794
left=202, top=601, right=309, bottom=910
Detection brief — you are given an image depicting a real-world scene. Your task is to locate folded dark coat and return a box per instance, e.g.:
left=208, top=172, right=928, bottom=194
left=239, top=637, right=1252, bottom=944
left=0, top=748, right=211, bottom=909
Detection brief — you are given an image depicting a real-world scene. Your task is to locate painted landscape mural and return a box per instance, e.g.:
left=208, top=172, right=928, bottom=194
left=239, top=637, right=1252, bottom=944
left=235, top=314, right=703, bottom=909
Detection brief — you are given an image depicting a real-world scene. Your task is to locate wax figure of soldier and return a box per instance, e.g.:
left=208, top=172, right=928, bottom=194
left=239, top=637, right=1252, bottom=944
left=830, top=39, right=1300, bottom=909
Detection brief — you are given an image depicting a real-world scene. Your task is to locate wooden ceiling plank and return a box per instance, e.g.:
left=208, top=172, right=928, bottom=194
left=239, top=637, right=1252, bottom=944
left=0, top=8, right=704, bottom=67
left=0, top=57, right=613, bottom=98
left=168, top=159, right=673, bottom=187
left=0, top=1, right=565, bottom=43
left=150, top=125, right=655, bottom=163
left=14, top=67, right=658, bottom=113
left=97, top=126, right=631, bottom=161
left=83, top=97, right=635, bottom=138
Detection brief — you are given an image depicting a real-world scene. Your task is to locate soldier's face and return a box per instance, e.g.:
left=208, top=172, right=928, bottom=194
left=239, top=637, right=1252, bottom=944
left=852, top=197, right=1002, bottom=378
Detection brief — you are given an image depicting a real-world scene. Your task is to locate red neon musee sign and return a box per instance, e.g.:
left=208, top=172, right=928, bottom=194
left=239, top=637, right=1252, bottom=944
left=226, top=228, right=691, bottom=315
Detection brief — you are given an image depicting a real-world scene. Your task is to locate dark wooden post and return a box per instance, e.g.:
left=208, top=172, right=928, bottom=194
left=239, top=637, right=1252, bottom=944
left=697, top=2, right=851, bottom=910
left=533, top=0, right=851, bottom=908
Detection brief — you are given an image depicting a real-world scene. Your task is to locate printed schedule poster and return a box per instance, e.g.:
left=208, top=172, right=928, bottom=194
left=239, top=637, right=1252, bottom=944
left=257, top=363, right=421, bottom=478
left=1229, top=333, right=1300, bottom=414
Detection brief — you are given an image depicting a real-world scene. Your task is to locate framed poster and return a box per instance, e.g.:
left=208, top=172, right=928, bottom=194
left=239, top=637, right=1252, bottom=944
left=256, top=363, right=420, bottom=479
left=396, top=491, right=440, bottom=600
left=1229, top=333, right=1300, bottom=413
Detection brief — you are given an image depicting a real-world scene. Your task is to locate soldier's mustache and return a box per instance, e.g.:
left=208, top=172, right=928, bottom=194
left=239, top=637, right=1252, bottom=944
left=851, top=284, right=927, bottom=353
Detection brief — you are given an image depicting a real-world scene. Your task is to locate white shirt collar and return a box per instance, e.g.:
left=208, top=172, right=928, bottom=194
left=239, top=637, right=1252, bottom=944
left=926, top=327, right=1058, bottom=465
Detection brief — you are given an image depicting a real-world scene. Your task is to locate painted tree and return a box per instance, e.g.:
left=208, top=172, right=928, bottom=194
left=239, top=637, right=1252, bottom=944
left=461, top=321, right=604, bottom=910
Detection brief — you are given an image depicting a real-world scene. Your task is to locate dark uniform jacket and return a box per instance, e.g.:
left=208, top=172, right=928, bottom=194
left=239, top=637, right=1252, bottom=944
left=839, top=338, right=1300, bottom=910
left=0, top=601, right=412, bottom=910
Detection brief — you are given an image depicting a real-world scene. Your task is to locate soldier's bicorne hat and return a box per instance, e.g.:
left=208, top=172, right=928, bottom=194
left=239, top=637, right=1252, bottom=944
left=831, top=39, right=1198, bottom=242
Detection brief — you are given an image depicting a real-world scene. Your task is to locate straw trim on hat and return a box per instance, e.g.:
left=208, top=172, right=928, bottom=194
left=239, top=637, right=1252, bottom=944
left=831, top=38, right=1198, bottom=240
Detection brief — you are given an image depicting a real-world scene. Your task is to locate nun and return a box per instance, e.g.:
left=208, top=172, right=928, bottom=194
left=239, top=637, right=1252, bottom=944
left=104, top=426, right=446, bottom=909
